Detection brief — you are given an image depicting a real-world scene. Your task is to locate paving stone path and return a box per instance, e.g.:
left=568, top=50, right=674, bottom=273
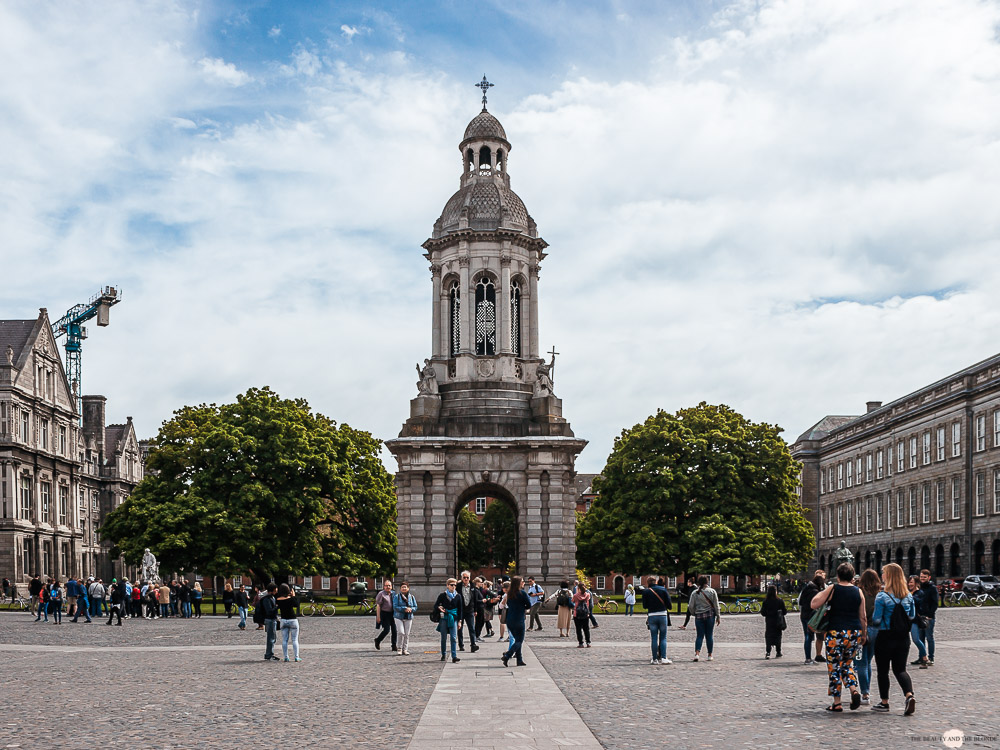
left=2, top=608, right=999, bottom=749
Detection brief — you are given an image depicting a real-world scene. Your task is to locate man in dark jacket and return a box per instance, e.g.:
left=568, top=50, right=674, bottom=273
left=258, top=583, right=280, bottom=661
left=28, top=574, right=43, bottom=616
left=912, top=569, right=938, bottom=667
left=107, top=580, right=125, bottom=626
left=456, top=571, right=481, bottom=652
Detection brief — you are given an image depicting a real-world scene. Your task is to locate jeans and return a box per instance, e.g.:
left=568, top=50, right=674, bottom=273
left=238, top=606, right=248, bottom=628
left=171, top=600, right=179, bottom=617
left=394, top=617, right=413, bottom=653
left=439, top=618, right=458, bottom=658
left=281, top=619, right=300, bottom=660
left=457, top=608, right=476, bottom=649
left=575, top=616, right=591, bottom=645
left=375, top=611, right=397, bottom=649
left=625, top=603, right=634, bottom=616
left=505, top=620, right=526, bottom=663
left=182, top=601, right=192, bottom=618
left=648, top=615, right=667, bottom=659
left=528, top=602, right=542, bottom=630
left=50, top=601, right=62, bottom=623
left=855, top=626, right=877, bottom=695
left=73, top=598, right=91, bottom=621
left=264, top=619, right=277, bottom=659
left=910, top=618, right=935, bottom=660
left=694, top=615, right=715, bottom=654
left=160, top=603, right=170, bottom=618
left=801, top=619, right=815, bottom=660
left=36, top=600, right=48, bottom=621
left=874, top=630, right=913, bottom=702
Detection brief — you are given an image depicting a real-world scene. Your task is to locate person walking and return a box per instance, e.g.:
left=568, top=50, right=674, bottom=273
left=479, top=580, right=497, bottom=638
left=392, top=582, right=417, bottom=656
left=107, top=580, right=125, bottom=626
left=870, top=563, right=917, bottom=715
left=65, top=575, right=80, bottom=620
left=276, top=583, right=301, bottom=662
left=502, top=576, right=532, bottom=667
left=856, top=569, right=880, bottom=705
left=48, top=579, right=63, bottom=624
left=496, top=580, right=511, bottom=643
left=642, top=576, right=671, bottom=663
left=914, top=569, right=937, bottom=667
left=810, top=563, right=866, bottom=712
left=525, top=576, right=545, bottom=632
left=798, top=571, right=826, bottom=664
left=374, top=579, right=397, bottom=652
left=688, top=575, right=720, bottom=662
left=907, top=575, right=929, bottom=668
left=29, top=574, right=43, bottom=617
left=759, top=585, right=787, bottom=659
left=34, top=579, right=50, bottom=622
left=433, top=578, right=463, bottom=663
left=234, top=584, right=250, bottom=630
left=624, top=583, right=636, bottom=616
left=455, top=571, right=481, bottom=653
left=72, top=579, right=93, bottom=624
left=258, top=583, right=280, bottom=661
left=191, top=582, right=203, bottom=618
left=222, top=583, right=234, bottom=617
left=546, top=580, right=574, bottom=637
left=572, top=582, right=593, bottom=649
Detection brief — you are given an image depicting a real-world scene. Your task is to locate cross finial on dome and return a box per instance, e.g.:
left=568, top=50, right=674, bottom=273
left=475, top=75, right=494, bottom=111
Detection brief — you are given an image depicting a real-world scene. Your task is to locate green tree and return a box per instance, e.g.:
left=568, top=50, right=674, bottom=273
left=101, top=387, right=397, bottom=583
left=576, top=402, right=813, bottom=579
left=456, top=507, right=489, bottom=572
left=482, top=500, right=516, bottom=568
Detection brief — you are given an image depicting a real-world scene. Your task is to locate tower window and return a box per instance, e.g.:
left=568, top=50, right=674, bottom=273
left=510, top=281, right=521, bottom=357
left=475, top=277, right=496, bottom=356
left=478, top=146, right=492, bottom=174
left=449, top=280, right=461, bottom=357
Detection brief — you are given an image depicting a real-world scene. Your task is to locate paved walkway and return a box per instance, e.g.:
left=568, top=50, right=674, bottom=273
left=407, top=645, right=602, bottom=750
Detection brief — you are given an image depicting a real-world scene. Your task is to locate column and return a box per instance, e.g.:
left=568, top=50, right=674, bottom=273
left=430, top=263, right=442, bottom=357
left=459, top=256, right=471, bottom=354
left=528, top=264, right=540, bottom=359
left=499, top=254, right=512, bottom=354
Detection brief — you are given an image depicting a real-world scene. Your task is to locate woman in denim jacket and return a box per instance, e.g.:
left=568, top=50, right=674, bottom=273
left=392, top=582, right=418, bottom=656
left=870, top=563, right=917, bottom=715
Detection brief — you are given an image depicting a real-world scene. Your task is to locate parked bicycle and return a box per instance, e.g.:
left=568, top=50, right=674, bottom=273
left=946, top=590, right=973, bottom=606
left=724, top=597, right=762, bottom=614
left=972, top=592, right=999, bottom=608
left=301, top=602, right=336, bottom=616
left=355, top=597, right=377, bottom=615
left=593, top=594, right=619, bottom=614
left=3, top=594, right=29, bottom=611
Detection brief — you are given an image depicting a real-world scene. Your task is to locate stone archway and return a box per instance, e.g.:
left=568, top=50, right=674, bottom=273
left=949, top=543, right=961, bottom=577
left=935, top=545, right=945, bottom=577
left=974, top=540, right=985, bottom=575
left=613, top=575, right=625, bottom=595
left=453, top=483, right=519, bottom=580
left=920, top=545, right=931, bottom=572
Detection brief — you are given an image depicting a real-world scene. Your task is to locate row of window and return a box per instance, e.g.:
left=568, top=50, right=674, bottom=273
left=821, top=412, right=1000, bottom=494
left=17, top=537, right=71, bottom=580
left=1, top=402, right=73, bottom=455
left=13, top=476, right=100, bottom=527
left=819, top=469, right=1000, bottom=539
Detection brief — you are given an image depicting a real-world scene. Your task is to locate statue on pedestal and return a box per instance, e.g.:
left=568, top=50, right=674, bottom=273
left=416, top=359, right=438, bottom=395
left=141, top=548, right=160, bottom=584
left=832, top=540, right=853, bottom=571
left=534, top=351, right=556, bottom=397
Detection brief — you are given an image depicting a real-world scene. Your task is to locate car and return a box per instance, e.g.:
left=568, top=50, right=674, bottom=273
left=962, top=575, right=1000, bottom=595
left=291, top=584, right=316, bottom=602
left=938, top=577, right=963, bottom=593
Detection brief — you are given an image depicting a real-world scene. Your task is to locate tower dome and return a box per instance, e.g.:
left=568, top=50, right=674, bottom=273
left=462, top=110, right=507, bottom=143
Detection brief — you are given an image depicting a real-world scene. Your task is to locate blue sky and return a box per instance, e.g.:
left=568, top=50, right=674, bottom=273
left=3, top=0, right=1000, bottom=472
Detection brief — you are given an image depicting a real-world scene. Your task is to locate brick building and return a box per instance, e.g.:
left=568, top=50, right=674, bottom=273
left=792, top=352, right=1000, bottom=579
left=0, top=309, right=143, bottom=587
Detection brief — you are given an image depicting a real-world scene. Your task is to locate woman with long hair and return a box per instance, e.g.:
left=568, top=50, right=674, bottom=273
left=501, top=576, right=532, bottom=667
left=856, top=569, right=881, bottom=704
left=871, top=563, right=916, bottom=715
left=572, top=582, right=592, bottom=648
left=192, top=581, right=203, bottom=618
left=546, top=580, right=574, bottom=637
left=222, top=582, right=234, bottom=618
left=759, top=585, right=787, bottom=659
left=810, top=563, right=866, bottom=712
left=275, top=583, right=301, bottom=662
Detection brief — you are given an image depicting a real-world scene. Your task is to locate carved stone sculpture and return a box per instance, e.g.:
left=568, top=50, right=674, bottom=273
left=141, top=547, right=160, bottom=583
left=416, top=359, right=438, bottom=395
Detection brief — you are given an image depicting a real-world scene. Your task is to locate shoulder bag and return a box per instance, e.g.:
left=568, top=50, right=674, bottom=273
left=807, top=585, right=836, bottom=634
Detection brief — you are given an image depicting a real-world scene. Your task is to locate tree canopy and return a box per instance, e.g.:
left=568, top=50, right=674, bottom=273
left=576, top=402, right=813, bottom=578
left=101, top=387, right=396, bottom=582
left=482, top=500, right=516, bottom=570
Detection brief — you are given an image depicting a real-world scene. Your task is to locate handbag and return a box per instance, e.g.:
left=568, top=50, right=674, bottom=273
left=807, top=585, right=835, bottom=634
left=429, top=608, right=441, bottom=624
left=778, top=610, right=787, bottom=631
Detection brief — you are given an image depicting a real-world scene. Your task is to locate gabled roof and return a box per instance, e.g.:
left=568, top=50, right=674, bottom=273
left=795, top=415, right=859, bottom=443
left=575, top=473, right=601, bottom=497
left=0, top=320, right=36, bottom=367
left=105, top=424, right=127, bottom=455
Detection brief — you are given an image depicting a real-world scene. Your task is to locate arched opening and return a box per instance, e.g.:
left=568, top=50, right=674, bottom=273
left=496, top=148, right=505, bottom=172
left=475, top=276, right=497, bottom=355
left=874, top=550, right=882, bottom=574
left=819, top=554, right=826, bottom=572
left=338, top=576, right=348, bottom=596
left=453, top=484, right=518, bottom=581
left=934, top=544, right=945, bottom=577
left=613, top=575, right=625, bottom=595
left=864, top=550, right=872, bottom=570
left=466, top=148, right=475, bottom=173
left=974, top=540, right=985, bottom=575
left=920, top=545, right=931, bottom=572
left=907, top=547, right=917, bottom=576
left=896, top=547, right=904, bottom=569
left=992, top=540, right=1000, bottom=576
left=478, top=146, right=492, bottom=173
left=510, top=280, right=522, bottom=357
left=949, top=542, right=961, bottom=577
left=448, top=280, right=461, bottom=356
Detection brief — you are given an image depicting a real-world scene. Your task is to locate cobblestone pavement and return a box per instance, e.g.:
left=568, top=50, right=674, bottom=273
left=2, top=609, right=998, bottom=749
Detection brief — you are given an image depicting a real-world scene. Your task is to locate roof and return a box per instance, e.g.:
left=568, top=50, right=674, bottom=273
left=795, top=415, right=860, bottom=443
left=0, top=320, right=36, bottom=367
left=105, top=424, right=127, bottom=455
left=463, top=109, right=507, bottom=142
left=575, top=473, right=601, bottom=497
left=437, top=181, right=530, bottom=234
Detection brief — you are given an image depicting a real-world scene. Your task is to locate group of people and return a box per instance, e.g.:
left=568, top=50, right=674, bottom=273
left=794, top=562, right=935, bottom=715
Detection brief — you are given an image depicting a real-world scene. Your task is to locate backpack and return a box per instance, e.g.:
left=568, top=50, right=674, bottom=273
left=557, top=589, right=571, bottom=608
left=888, top=595, right=912, bottom=634
left=574, top=595, right=590, bottom=618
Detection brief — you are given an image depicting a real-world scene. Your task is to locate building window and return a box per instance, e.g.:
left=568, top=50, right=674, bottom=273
left=819, top=508, right=825, bottom=538
left=866, top=453, right=872, bottom=482
left=595, top=575, right=606, bottom=590
left=233, top=575, right=243, bottom=587
left=826, top=507, right=832, bottom=537
left=42, top=541, right=51, bottom=578
left=995, top=469, right=1000, bottom=515
left=584, top=500, right=591, bottom=511
left=846, top=461, right=853, bottom=488
left=510, top=281, right=521, bottom=357
left=60, top=544, right=69, bottom=576
left=875, top=493, right=883, bottom=530
left=474, top=276, right=497, bottom=356
left=58, top=485, right=68, bottom=526
left=667, top=576, right=677, bottom=589
left=952, top=477, right=961, bottom=519
left=952, top=423, right=961, bottom=457
left=922, top=432, right=931, bottom=465
left=976, top=414, right=986, bottom=452
left=820, top=471, right=825, bottom=494
left=475, top=497, right=487, bottom=515
left=79, top=488, right=86, bottom=512
left=321, top=576, right=331, bottom=590
left=937, top=426, right=945, bottom=461
left=876, top=449, right=884, bottom=479
left=908, top=487, right=917, bottom=525
left=909, top=437, right=917, bottom=469
left=448, top=280, right=461, bottom=357
left=20, top=410, right=30, bottom=442
left=40, top=418, right=49, bottom=450
left=837, top=464, right=843, bottom=489
left=829, top=467, right=835, bottom=491
left=922, top=484, right=930, bottom=524
left=936, top=481, right=945, bottom=521
left=856, top=457, right=862, bottom=484
left=92, top=492, right=99, bottom=510
left=59, top=425, right=67, bottom=455
left=896, top=490, right=905, bottom=529
left=19, top=477, right=31, bottom=520
left=855, top=499, right=862, bottom=534
left=40, top=482, right=50, bottom=524
left=836, top=505, right=843, bottom=536
left=720, top=575, right=730, bottom=590
left=865, top=497, right=872, bottom=532
left=887, top=445, right=893, bottom=476
left=976, top=472, right=985, bottom=516
left=886, top=493, right=893, bottom=529
left=995, top=411, right=1000, bottom=448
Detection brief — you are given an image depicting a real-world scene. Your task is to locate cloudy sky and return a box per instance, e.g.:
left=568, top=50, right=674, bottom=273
left=3, top=0, right=1000, bottom=473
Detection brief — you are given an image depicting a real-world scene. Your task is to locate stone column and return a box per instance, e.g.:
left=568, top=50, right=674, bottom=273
left=459, top=256, right=471, bottom=354
left=430, top=263, right=442, bottom=357
left=499, top=254, right=512, bottom=354
left=528, top=264, right=540, bottom=359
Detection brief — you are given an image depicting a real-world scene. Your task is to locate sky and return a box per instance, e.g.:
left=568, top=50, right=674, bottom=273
left=2, top=0, right=1000, bottom=473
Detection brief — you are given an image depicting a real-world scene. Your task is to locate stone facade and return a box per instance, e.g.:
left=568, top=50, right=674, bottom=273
left=792, top=352, right=1000, bottom=579
left=387, top=103, right=586, bottom=604
left=0, top=309, right=143, bottom=587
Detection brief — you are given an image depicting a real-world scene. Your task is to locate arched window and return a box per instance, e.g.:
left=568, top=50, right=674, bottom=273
left=510, top=280, right=521, bottom=357
left=449, top=280, right=461, bottom=357
left=475, top=277, right=496, bottom=355
left=478, top=146, right=492, bottom=173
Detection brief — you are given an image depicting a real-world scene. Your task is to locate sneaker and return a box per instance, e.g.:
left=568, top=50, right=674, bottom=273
left=861, top=695, right=870, bottom=705
left=904, top=696, right=915, bottom=716
left=814, top=655, right=826, bottom=663
left=909, top=658, right=924, bottom=666
left=765, top=654, right=770, bottom=659
left=927, top=659, right=934, bottom=666
left=497, top=636, right=506, bottom=642
left=692, top=655, right=699, bottom=662
left=470, top=644, right=479, bottom=653
left=803, top=658, right=813, bottom=665
left=871, top=703, right=889, bottom=712
left=586, top=643, right=591, bottom=648
left=452, top=657, right=460, bottom=663
left=919, top=662, right=928, bottom=669
left=374, top=639, right=380, bottom=650
left=283, top=658, right=290, bottom=662
left=707, top=654, right=713, bottom=661
left=662, top=657, right=672, bottom=665
left=650, top=658, right=657, bottom=664
left=294, top=657, right=302, bottom=662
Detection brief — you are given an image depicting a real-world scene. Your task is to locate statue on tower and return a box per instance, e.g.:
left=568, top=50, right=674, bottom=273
left=416, top=359, right=439, bottom=395
left=534, top=351, right=556, bottom=397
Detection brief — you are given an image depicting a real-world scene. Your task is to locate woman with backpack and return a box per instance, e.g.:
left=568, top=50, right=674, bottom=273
left=572, top=582, right=593, bottom=648
left=688, top=576, right=721, bottom=662
left=546, top=580, right=574, bottom=637
left=759, top=585, right=787, bottom=659
left=49, top=579, right=63, bottom=624
left=870, top=563, right=917, bottom=715
left=810, top=563, right=866, bottom=712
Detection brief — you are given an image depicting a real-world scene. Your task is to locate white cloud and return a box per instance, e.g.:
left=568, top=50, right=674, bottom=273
left=341, top=24, right=359, bottom=39
left=198, top=57, right=252, bottom=87
left=268, top=26, right=282, bottom=38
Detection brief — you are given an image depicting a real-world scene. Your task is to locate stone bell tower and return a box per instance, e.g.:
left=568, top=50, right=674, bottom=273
left=386, top=81, right=587, bottom=603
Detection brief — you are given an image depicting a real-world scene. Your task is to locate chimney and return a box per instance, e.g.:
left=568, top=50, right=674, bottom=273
left=82, top=395, right=107, bottom=455
left=866, top=401, right=882, bottom=413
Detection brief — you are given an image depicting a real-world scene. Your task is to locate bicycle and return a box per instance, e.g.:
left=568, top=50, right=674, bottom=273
left=946, top=591, right=972, bottom=607
left=593, top=594, right=619, bottom=614
left=971, top=592, right=999, bottom=608
left=781, top=596, right=800, bottom=613
left=3, top=594, right=29, bottom=611
left=724, top=597, right=762, bottom=614
left=355, top=597, right=377, bottom=615
left=301, top=602, right=336, bottom=616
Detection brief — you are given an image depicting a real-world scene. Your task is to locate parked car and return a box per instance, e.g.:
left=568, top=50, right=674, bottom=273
left=962, top=575, right=1000, bottom=595
left=938, top=578, right=964, bottom=594
left=291, top=584, right=317, bottom=602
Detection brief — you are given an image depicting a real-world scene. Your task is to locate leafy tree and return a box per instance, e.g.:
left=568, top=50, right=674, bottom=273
left=101, top=387, right=396, bottom=583
left=576, top=402, right=813, bottom=579
left=482, top=500, right=516, bottom=568
left=456, top=507, right=489, bottom=572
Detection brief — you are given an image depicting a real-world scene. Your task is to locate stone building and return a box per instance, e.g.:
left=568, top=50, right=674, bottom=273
left=793, top=352, right=1000, bottom=579
left=0, top=309, right=143, bottom=587
left=386, top=96, right=587, bottom=603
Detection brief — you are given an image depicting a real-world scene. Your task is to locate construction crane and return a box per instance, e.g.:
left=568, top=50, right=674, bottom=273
left=51, top=286, right=122, bottom=420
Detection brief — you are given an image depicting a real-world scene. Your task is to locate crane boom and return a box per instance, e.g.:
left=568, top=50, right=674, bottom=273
left=51, top=286, right=122, bottom=420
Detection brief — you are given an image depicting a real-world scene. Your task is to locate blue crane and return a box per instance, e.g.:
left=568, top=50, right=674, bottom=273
left=51, top=286, right=122, bottom=420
